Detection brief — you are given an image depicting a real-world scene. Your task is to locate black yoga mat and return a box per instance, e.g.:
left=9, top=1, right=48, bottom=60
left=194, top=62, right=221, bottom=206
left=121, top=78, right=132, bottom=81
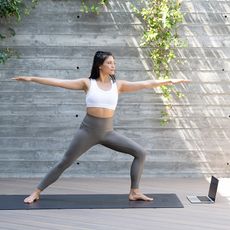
left=0, top=194, right=184, bottom=210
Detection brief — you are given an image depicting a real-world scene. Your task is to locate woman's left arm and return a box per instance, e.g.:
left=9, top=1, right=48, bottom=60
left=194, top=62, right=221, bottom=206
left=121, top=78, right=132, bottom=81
left=117, top=79, right=191, bottom=93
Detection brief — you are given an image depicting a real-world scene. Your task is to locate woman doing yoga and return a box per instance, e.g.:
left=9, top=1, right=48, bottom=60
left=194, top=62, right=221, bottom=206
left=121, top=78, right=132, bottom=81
left=13, top=51, right=190, bottom=203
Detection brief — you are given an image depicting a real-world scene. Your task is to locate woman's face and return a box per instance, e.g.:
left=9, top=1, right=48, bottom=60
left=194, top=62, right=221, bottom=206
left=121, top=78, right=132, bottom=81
left=99, top=56, right=116, bottom=76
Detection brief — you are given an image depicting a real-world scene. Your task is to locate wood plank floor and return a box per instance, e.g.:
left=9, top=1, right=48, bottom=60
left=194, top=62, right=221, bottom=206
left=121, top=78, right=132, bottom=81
left=0, top=177, right=229, bottom=230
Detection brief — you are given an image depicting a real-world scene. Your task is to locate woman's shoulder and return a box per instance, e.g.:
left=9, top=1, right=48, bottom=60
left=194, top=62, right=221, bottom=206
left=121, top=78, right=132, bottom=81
left=115, top=80, right=124, bottom=92
left=116, top=79, right=128, bottom=87
left=74, top=77, right=91, bottom=91
left=83, top=78, right=91, bottom=89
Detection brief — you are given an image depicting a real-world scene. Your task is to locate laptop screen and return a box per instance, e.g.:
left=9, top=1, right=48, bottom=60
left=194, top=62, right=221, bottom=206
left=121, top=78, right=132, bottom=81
left=208, top=176, right=219, bottom=201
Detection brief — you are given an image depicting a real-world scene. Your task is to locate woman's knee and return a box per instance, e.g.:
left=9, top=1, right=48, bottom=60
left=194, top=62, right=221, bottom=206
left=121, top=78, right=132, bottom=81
left=135, top=148, right=147, bottom=162
left=141, top=150, right=147, bottom=161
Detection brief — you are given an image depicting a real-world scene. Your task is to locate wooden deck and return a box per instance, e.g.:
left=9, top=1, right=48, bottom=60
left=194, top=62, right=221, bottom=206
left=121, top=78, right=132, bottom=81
left=0, top=177, right=229, bottom=230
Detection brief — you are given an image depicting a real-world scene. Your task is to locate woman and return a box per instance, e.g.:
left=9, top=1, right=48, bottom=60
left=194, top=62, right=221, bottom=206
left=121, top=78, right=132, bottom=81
left=13, top=51, right=190, bottom=203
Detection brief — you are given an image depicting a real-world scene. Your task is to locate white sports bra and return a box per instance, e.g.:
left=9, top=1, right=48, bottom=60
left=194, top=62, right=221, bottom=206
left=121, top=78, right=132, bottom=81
left=86, top=79, right=118, bottom=110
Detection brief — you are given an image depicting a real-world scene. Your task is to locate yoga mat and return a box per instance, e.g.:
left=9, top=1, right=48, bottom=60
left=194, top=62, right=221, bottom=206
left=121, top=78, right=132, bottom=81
left=0, top=194, right=184, bottom=210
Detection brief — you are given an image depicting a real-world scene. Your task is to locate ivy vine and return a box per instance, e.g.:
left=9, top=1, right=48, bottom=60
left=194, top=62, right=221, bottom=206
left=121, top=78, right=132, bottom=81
left=81, top=0, right=108, bottom=14
left=0, top=0, right=39, bottom=64
left=132, top=0, right=186, bottom=125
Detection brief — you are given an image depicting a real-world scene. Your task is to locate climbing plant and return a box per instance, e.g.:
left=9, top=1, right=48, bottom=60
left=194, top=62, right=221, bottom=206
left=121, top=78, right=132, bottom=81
left=132, top=0, right=186, bottom=125
left=0, top=0, right=39, bottom=64
left=81, top=0, right=108, bottom=14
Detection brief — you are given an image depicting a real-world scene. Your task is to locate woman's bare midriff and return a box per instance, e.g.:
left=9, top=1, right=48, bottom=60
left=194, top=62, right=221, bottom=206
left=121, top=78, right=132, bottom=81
left=86, top=107, right=115, bottom=118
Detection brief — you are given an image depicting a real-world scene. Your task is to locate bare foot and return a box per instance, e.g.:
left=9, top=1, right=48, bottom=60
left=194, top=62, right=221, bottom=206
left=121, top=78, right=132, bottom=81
left=129, top=189, right=153, bottom=201
left=24, top=189, right=41, bottom=204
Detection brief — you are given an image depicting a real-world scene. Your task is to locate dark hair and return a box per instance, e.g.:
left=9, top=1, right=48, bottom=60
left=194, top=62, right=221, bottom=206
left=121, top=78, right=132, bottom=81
left=89, top=51, right=116, bottom=82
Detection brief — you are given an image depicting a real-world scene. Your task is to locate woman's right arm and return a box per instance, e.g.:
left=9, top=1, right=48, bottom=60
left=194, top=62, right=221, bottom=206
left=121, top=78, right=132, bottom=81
left=12, top=76, right=89, bottom=91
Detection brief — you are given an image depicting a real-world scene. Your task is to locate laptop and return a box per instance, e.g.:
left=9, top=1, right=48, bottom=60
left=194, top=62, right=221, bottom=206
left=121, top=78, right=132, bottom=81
left=187, top=176, right=219, bottom=204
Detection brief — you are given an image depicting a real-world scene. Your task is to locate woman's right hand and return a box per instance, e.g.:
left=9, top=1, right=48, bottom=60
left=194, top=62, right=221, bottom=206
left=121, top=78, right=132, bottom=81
left=12, top=76, right=32, bottom=82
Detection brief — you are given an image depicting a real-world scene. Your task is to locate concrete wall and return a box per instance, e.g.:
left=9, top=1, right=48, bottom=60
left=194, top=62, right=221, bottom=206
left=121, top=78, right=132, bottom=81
left=0, top=0, right=229, bottom=178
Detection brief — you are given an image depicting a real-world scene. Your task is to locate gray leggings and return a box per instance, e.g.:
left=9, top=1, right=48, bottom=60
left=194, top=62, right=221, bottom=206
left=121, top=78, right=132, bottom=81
left=38, top=114, right=147, bottom=190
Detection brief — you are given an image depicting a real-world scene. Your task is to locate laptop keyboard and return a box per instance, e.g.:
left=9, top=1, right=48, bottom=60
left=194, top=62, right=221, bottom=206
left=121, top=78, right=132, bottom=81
left=197, top=196, right=211, bottom=202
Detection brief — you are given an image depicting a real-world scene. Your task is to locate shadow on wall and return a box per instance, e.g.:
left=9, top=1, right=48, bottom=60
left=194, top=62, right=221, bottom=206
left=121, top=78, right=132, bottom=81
left=169, top=0, right=230, bottom=177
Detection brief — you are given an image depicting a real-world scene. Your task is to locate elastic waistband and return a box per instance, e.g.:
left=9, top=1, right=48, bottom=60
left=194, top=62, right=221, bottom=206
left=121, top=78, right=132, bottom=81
left=82, top=114, right=113, bottom=131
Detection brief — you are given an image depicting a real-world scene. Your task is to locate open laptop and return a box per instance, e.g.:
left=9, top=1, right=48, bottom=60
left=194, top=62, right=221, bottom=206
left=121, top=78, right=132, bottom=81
left=187, top=176, right=219, bottom=204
